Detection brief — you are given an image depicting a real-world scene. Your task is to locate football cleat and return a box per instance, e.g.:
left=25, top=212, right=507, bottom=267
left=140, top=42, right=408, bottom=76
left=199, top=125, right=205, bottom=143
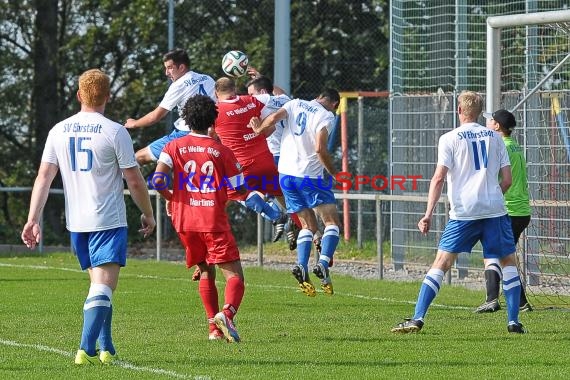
left=507, top=322, right=527, bottom=334
left=519, top=302, right=533, bottom=312
left=391, top=318, right=424, bottom=333
left=312, top=262, right=334, bottom=295
left=272, top=213, right=288, bottom=242
left=291, top=264, right=316, bottom=297
left=214, top=312, right=241, bottom=343
left=208, top=328, right=226, bottom=341
left=74, top=349, right=101, bottom=365
left=474, top=298, right=501, bottom=313
left=286, top=218, right=300, bottom=251
left=319, top=279, right=334, bottom=295
left=99, top=350, right=119, bottom=365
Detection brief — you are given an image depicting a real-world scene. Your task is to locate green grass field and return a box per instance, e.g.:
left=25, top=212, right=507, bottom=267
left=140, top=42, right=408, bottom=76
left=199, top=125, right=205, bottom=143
left=1, top=252, right=570, bottom=380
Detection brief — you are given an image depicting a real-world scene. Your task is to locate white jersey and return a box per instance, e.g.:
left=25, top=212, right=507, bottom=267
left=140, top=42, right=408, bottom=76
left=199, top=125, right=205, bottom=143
left=278, top=98, right=336, bottom=178
left=255, top=93, right=291, bottom=156
left=42, top=111, right=138, bottom=232
left=438, top=122, right=510, bottom=220
left=159, top=71, right=216, bottom=131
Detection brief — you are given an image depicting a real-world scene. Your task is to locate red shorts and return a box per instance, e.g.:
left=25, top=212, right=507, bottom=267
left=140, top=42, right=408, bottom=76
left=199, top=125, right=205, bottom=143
left=227, top=157, right=283, bottom=201
left=176, top=230, right=240, bottom=268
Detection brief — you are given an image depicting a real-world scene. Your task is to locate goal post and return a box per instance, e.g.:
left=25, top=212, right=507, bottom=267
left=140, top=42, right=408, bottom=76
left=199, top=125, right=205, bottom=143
left=389, top=2, right=570, bottom=306
left=486, top=9, right=570, bottom=301
left=486, top=9, right=570, bottom=112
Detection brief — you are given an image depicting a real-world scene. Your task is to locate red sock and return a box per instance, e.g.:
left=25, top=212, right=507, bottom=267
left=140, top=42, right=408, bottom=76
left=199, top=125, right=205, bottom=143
left=199, top=277, right=219, bottom=321
left=223, top=276, right=245, bottom=319
left=290, top=213, right=302, bottom=228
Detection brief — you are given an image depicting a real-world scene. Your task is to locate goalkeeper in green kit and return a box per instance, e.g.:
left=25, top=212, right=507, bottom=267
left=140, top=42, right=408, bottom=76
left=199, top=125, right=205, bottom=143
left=476, top=109, right=533, bottom=313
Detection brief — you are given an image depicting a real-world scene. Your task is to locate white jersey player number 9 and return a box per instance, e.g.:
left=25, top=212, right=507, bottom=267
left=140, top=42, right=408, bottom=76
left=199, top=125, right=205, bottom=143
left=294, top=113, right=307, bottom=136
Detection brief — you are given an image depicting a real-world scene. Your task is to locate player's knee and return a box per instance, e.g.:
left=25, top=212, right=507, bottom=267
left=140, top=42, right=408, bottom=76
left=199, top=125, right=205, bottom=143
left=433, top=251, right=455, bottom=271
left=321, top=213, right=340, bottom=226
left=484, top=258, right=501, bottom=269
left=135, top=147, right=154, bottom=165
left=499, top=253, right=517, bottom=267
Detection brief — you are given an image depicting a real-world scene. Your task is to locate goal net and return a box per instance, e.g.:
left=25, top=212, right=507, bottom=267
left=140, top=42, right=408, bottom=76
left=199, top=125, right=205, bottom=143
left=487, top=10, right=570, bottom=307
left=390, top=3, right=570, bottom=308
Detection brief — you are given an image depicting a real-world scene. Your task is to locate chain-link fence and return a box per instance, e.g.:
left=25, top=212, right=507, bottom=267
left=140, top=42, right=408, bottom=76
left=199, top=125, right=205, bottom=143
left=4, top=2, right=569, bottom=304
left=391, top=1, right=570, bottom=304
left=171, top=1, right=388, bottom=99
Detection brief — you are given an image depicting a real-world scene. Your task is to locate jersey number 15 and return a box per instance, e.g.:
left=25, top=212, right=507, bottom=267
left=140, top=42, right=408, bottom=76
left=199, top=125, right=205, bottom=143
left=69, top=137, right=93, bottom=171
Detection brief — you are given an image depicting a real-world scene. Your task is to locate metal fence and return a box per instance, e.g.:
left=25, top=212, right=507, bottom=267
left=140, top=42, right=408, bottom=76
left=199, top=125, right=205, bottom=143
left=390, top=2, right=570, bottom=300
left=390, top=91, right=570, bottom=285
left=1, top=186, right=450, bottom=281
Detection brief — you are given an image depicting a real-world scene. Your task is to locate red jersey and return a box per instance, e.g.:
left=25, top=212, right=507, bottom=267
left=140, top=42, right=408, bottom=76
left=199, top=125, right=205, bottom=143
left=215, top=95, right=275, bottom=167
left=160, top=133, right=243, bottom=232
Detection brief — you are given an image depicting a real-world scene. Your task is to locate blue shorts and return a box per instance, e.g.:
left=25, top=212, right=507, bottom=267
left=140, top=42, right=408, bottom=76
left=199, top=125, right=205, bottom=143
left=71, top=227, right=128, bottom=270
left=148, top=129, right=189, bottom=161
left=438, top=215, right=515, bottom=259
left=279, top=174, right=336, bottom=213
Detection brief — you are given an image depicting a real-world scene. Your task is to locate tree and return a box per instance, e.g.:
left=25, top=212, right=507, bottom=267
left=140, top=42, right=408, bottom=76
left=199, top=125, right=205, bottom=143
left=173, top=0, right=389, bottom=98
left=0, top=0, right=167, bottom=243
left=0, top=0, right=391, bottom=245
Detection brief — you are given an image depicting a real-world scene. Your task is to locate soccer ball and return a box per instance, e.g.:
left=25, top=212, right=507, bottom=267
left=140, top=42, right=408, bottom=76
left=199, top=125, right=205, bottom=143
left=222, top=50, right=249, bottom=78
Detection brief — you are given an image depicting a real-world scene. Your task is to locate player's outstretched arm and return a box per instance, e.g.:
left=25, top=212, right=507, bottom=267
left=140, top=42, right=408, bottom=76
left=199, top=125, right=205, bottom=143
left=251, top=108, right=287, bottom=136
left=246, top=66, right=261, bottom=78
left=125, top=106, right=169, bottom=129
left=272, top=84, right=287, bottom=96
left=21, top=163, right=59, bottom=249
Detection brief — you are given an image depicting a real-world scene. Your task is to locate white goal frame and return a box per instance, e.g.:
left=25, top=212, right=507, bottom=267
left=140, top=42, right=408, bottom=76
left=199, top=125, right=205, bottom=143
left=486, top=9, right=570, bottom=113
left=486, top=10, right=570, bottom=294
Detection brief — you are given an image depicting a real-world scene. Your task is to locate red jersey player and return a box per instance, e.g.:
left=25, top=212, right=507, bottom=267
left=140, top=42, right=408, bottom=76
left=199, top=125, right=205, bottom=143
left=213, top=77, right=288, bottom=240
left=152, top=94, right=245, bottom=343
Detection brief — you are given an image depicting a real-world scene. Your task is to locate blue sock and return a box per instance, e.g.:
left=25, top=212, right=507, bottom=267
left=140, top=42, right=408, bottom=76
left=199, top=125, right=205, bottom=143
left=98, top=305, right=115, bottom=355
left=244, top=192, right=281, bottom=220
left=296, top=229, right=313, bottom=273
left=80, top=283, right=112, bottom=356
left=502, top=265, right=521, bottom=324
left=318, top=225, right=340, bottom=270
left=413, top=268, right=444, bottom=320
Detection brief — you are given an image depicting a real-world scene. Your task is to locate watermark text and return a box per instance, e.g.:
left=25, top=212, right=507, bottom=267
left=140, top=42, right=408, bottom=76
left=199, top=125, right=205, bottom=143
left=147, top=171, right=422, bottom=193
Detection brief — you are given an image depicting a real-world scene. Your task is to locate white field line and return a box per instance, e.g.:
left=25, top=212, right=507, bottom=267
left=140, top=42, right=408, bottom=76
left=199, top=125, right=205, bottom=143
left=0, top=262, right=472, bottom=310
left=0, top=261, right=470, bottom=377
left=0, top=338, right=211, bottom=380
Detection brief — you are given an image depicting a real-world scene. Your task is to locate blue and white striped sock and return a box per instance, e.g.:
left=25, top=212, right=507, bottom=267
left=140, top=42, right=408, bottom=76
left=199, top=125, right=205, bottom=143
left=243, top=192, right=281, bottom=221
left=296, top=229, right=313, bottom=273
left=318, top=225, right=340, bottom=270
left=80, top=283, right=112, bottom=356
left=502, top=265, right=522, bottom=324
left=97, top=305, right=115, bottom=355
left=413, top=268, right=444, bottom=320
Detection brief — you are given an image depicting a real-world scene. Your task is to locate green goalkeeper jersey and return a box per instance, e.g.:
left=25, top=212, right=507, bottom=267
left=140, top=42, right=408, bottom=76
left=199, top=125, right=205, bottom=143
left=503, top=136, right=531, bottom=216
